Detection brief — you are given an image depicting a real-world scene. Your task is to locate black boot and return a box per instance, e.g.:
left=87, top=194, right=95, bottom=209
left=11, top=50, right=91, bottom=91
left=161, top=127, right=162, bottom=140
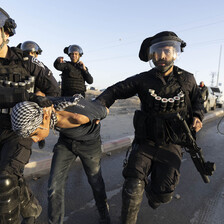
left=145, top=183, right=173, bottom=209
left=21, top=217, right=36, bottom=224
left=98, top=202, right=111, bottom=224
left=121, top=178, right=144, bottom=224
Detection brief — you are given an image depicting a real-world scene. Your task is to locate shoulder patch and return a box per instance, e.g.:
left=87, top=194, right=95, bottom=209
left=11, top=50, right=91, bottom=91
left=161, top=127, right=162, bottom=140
left=31, top=57, right=45, bottom=69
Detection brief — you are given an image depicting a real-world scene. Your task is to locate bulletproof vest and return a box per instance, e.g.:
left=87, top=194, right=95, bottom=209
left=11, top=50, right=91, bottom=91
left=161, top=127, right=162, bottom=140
left=134, top=70, right=190, bottom=146
left=61, top=63, right=86, bottom=96
left=0, top=47, right=35, bottom=93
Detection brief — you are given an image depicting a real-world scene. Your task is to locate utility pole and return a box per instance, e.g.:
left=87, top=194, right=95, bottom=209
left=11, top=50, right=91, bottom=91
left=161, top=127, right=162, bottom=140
left=211, top=72, right=216, bottom=87
left=216, top=45, right=222, bottom=87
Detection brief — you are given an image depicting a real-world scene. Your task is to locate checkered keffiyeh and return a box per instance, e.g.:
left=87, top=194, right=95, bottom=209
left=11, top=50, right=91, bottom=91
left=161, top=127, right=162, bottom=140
left=11, top=101, right=58, bottom=138
left=11, top=101, right=43, bottom=138
left=54, top=94, right=83, bottom=111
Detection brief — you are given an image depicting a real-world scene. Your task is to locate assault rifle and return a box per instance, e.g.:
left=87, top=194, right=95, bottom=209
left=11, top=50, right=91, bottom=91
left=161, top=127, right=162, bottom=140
left=176, top=113, right=216, bottom=183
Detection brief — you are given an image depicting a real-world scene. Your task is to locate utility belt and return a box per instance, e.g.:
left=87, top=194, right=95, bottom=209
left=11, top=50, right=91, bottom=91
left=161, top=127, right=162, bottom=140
left=134, top=109, right=188, bottom=146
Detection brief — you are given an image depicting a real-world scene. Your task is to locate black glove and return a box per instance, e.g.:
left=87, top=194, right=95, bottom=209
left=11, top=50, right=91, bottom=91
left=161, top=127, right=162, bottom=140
left=29, top=93, right=53, bottom=107
left=38, top=140, right=45, bottom=149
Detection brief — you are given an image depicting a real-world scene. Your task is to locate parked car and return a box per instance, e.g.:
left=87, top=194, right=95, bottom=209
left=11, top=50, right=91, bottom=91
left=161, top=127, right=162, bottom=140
left=210, top=86, right=224, bottom=108
left=204, top=87, right=217, bottom=112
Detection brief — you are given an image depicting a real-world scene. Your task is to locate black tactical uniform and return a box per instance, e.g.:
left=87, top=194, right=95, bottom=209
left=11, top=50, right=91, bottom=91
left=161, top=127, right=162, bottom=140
left=0, top=45, right=60, bottom=223
left=96, top=31, right=204, bottom=224
left=54, top=44, right=93, bottom=97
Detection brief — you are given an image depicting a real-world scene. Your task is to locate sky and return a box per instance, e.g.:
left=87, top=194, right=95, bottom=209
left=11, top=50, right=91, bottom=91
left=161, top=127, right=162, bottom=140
left=1, top=0, right=224, bottom=91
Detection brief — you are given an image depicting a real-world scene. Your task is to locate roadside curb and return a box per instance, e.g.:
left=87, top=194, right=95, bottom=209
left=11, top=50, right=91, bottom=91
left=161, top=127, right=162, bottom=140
left=24, top=109, right=224, bottom=177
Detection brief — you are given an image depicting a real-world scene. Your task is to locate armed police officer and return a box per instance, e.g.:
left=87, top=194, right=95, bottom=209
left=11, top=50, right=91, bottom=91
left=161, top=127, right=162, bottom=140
left=96, top=31, right=204, bottom=224
left=0, top=8, right=60, bottom=224
left=54, top=44, right=93, bottom=97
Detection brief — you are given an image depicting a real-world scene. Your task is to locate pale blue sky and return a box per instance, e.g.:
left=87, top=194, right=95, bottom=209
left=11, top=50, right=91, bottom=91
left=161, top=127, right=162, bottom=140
left=2, top=0, right=224, bottom=91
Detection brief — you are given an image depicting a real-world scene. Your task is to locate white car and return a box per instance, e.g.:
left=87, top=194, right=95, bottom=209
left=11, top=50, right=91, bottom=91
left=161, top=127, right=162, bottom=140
left=210, top=86, right=224, bottom=108
left=204, top=87, right=217, bottom=112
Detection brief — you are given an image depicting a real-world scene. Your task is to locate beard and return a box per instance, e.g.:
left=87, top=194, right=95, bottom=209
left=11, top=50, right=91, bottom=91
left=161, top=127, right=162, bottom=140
left=153, top=59, right=174, bottom=73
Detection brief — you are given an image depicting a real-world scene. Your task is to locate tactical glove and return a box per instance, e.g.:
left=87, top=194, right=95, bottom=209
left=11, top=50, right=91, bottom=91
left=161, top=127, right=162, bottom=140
left=29, top=93, right=53, bottom=107
left=38, top=140, right=45, bottom=149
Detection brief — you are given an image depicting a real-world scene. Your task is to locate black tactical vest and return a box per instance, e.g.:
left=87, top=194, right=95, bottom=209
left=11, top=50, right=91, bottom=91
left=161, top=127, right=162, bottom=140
left=61, top=63, right=86, bottom=96
left=0, top=47, right=35, bottom=93
left=134, top=70, right=190, bottom=146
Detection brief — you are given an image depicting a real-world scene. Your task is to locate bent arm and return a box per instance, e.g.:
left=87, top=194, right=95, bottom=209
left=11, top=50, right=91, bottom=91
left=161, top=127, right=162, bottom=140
left=49, top=95, right=108, bottom=121
left=56, top=111, right=90, bottom=128
left=53, top=58, right=68, bottom=71
left=82, top=68, right=93, bottom=84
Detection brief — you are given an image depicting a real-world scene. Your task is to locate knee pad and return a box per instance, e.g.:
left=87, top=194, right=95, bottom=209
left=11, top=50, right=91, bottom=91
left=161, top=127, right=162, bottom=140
left=0, top=173, right=20, bottom=223
left=19, top=178, right=42, bottom=219
left=123, top=178, right=145, bottom=197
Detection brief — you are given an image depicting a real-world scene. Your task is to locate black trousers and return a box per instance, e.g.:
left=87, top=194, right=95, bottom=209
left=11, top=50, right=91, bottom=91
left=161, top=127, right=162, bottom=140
left=48, top=136, right=107, bottom=224
left=0, top=128, right=41, bottom=223
left=123, top=140, right=182, bottom=196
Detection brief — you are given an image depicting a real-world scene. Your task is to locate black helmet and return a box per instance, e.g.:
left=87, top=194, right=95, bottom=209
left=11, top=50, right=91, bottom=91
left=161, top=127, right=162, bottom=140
left=139, top=31, right=186, bottom=62
left=64, top=45, right=83, bottom=56
left=0, top=8, right=16, bottom=36
left=19, top=41, right=42, bottom=55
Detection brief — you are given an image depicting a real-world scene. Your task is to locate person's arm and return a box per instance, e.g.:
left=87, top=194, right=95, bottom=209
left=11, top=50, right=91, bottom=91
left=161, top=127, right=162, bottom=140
left=80, top=66, right=93, bottom=84
left=49, top=95, right=108, bottom=121
left=96, top=75, right=140, bottom=108
left=27, top=56, right=60, bottom=97
left=55, top=110, right=90, bottom=128
left=53, top=57, right=68, bottom=71
left=189, top=76, right=204, bottom=132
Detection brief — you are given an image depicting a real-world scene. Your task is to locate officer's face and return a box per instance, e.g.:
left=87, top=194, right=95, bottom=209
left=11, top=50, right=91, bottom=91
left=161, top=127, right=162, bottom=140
left=152, top=46, right=177, bottom=73
left=29, top=51, right=38, bottom=58
left=153, top=46, right=176, bottom=64
left=69, top=51, right=80, bottom=63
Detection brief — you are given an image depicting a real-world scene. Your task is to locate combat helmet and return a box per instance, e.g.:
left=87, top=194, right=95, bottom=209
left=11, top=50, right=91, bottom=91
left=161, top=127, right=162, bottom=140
left=18, top=41, right=42, bottom=55
left=0, top=8, right=16, bottom=36
left=64, top=44, right=83, bottom=56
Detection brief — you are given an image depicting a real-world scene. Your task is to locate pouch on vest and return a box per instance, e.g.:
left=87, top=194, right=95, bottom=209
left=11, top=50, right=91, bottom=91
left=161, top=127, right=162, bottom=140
left=133, top=110, right=148, bottom=142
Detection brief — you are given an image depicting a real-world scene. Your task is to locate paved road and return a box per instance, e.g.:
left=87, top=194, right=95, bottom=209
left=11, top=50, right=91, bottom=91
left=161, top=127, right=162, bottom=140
left=27, top=115, right=224, bottom=224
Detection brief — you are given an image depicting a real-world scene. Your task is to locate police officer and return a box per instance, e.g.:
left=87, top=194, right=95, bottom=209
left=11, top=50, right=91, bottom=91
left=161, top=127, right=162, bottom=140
left=17, top=41, right=42, bottom=58
left=54, top=44, right=93, bottom=97
left=18, top=40, right=50, bottom=149
left=0, top=8, right=60, bottom=224
left=96, top=31, right=204, bottom=224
